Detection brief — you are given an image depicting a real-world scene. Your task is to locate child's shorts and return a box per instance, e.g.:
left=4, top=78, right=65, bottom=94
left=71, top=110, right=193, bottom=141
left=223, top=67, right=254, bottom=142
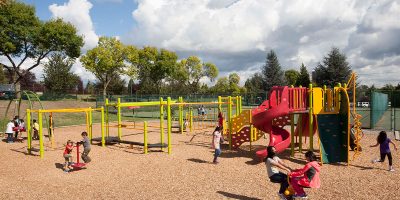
left=64, top=154, right=72, bottom=162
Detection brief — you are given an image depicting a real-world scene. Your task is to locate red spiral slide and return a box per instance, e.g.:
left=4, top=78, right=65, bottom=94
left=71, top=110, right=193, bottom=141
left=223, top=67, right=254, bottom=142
left=251, top=86, right=291, bottom=160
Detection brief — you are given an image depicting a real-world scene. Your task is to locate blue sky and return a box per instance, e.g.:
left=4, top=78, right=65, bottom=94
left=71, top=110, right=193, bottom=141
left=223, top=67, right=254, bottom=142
left=22, top=0, right=137, bottom=38
left=14, top=0, right=400, bottom=87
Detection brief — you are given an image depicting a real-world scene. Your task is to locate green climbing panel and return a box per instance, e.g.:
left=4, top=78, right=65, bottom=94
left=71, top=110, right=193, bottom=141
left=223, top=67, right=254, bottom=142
left=317, top=89, right=349, bottom=164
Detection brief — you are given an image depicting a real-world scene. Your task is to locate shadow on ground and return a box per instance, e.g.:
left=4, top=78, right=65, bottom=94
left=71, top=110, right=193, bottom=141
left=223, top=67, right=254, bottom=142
left=216, top=191, right=262, bottom=200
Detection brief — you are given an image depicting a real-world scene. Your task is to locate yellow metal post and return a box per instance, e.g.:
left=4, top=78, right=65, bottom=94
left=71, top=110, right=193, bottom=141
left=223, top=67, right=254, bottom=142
left=309, top=84, right=313, bottom=151
left=89, top=108, right=93, bottom=142
left=86, top=111, right=89, bottom=135
left=117, top=98, right=122, bottom=140
left=167, top=97, right=172, bottom=154
left=101, top=106, right=105, bottom=147
left=160, top=97, right=164, bottom=151
left=239, top=96, right=242, bottom=113
left=235, top=96, right=239, bottom=116
left=179, top=97, right=184, bottom=134
left=218, top=96, right=222, bottom=111
left=38, top=110, right=44, bottom=158
left=27, top=109, right=31, bottom=154
left=105, top=98, right=109, bottom=137
left=228, top=96, right=232, bottom=150
left=144, top=121, right=148, bottom=154
left=190, top=108, right=193, bottom=132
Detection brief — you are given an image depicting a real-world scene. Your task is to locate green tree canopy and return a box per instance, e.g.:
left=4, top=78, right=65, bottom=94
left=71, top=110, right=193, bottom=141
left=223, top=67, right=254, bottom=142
left=244, top=73, right=264, bottom=94
left=176, top=56, right=218, bottom=94
left=81, top=36, right=138, bottom=98
left=284, top=69, right=300, bottom=86
left=228, top=73, right=241, bottom=95
left=43, top=53, right=79, bottom=94
left=296, top=63, right=311, bottom=87
left=211, top=77, right=229, bottom=94
left=0, top=1, right=83, bottom=96
left=262, top=50, right=285, bottom=93
left=314, top=47, right=352, bottom=87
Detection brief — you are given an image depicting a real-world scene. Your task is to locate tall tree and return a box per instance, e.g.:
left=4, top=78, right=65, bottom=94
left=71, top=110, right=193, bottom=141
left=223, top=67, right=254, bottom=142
left=127, top=78, right=135, bottom=95
left=81, top=37, right=138, bottom=99
left=262, top=50, right=285, bottom=93
left=19, top=70, right=36, bottom=91
left=244, top=73, right=264, bottom=94
left=43, top=54, right=79, bottom=94
left=228, top=73, right=241, bottom=95
left=0, top=1, right=83, bottom=97
left=211, top=77, right=229, bottom=94
left=95, top=73, right=126, bottom=95
left=85, top=81, right=95, bottom=95
left=284, top=69, right=300, bottom=86
left=296, top=63, right=311, bottom=87
left=314, top=47, right=352, bottom=87
left=176, top=56, right=218, bottom=94
left=77, top=78, right=84, bottom=94
left=137, top=47, right=177, bottom=94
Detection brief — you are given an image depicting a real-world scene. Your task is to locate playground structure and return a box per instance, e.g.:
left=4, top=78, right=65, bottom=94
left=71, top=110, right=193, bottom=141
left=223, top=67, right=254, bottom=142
left=25, top=107, right=105, bottom=158
left=98, top=96, right=243, bottom=154
left=1, top=91, right=48, bottom=138
left=230, top=72, right=363, bottom=165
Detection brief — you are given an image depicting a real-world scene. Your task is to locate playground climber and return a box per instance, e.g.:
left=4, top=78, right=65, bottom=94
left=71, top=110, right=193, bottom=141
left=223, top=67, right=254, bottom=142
left=265, top=146, right=291, bottom=200
left=370, top=131, right=397, bottom=172
left=77, top=131, right=91, bottom=164
left=212, top=126, right=223, bottom=164
left=289, top=151, right=321, bottom=199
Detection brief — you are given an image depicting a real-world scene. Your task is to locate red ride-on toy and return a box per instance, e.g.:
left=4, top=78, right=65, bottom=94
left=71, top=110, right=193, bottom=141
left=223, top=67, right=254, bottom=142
left=70, top=143, right=86, bottom=169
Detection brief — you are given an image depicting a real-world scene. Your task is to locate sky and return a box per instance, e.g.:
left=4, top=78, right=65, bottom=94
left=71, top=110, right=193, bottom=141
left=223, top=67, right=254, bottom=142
left=16, top=0, right=400, bottom=87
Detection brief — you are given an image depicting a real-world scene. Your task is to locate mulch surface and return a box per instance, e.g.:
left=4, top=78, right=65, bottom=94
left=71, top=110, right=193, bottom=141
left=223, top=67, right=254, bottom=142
left=1, top=122, right=400, bottom=200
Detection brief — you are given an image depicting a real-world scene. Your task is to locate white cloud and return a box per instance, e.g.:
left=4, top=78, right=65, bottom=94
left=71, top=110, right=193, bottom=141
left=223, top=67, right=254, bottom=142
left=124, top=0, right=400, bottom=87
left=49, top=0, right=99, bottom=51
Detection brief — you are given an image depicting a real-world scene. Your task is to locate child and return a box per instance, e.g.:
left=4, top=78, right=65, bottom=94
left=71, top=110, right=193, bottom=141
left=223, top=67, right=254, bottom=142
left=17, top=119, right=25, bottom=141
left=5, top=120, right=15, bottom=143
left=211, top=126, right=223, bottom=164
left=265, top=146, right=291, bottom=200
left=77, top=131, right=91, bottom=163
left=32, top=119, right=39, bottom=140
left=13, top=121, right=19, bottom=139
left=63, top=140, right=74, bottom=172
left=289, top=151, right=321, bottom=199
left=370, top=131, right=398, bottom=171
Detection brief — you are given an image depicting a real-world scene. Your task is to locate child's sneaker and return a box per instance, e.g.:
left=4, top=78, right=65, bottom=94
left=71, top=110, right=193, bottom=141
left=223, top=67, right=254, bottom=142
left=63, top=169, right=70, bottom=173
left=389, top=166, right=395, bottom=172
left=371, top=159, right=379, bottom=163
left=277, top=192, right=287, bottom=200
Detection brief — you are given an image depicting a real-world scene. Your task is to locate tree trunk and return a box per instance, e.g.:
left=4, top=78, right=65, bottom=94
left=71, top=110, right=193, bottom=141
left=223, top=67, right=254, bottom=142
left=12, top=71, right=21, bottom=99
left=103, top=86, right=107, bottom=103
